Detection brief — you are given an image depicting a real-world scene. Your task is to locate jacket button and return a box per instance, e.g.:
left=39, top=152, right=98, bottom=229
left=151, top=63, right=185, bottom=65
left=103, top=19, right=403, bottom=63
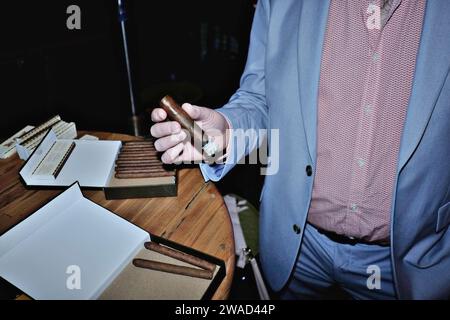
left=293, top=224, right=301, bottom=235
left=306, top=165, right=313, bottom=177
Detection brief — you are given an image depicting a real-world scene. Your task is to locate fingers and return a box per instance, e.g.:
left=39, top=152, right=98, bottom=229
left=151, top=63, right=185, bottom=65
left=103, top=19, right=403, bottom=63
left=154, top=131, right=187, bottom=152
left=150, top=121, right=181, bottom=138
left=161, top=143, right=185, bottom=164
left=182, top=103, right=209, bottom=121
left=151, top=108, right=168, bottom=122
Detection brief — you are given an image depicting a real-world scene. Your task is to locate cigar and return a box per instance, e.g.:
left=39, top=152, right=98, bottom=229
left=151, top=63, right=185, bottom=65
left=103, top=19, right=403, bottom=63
left=133, top=259, right=213, bottom=280
left=115, top=168, right=170, bottom=174
left=116, top=161, right=164, bottom=166
left=116, top=172, right=175, bottom=179
left=116, top=164, right=166, bottom=169
left=145, top=242, right=216, bottom=272
left=123, top=141, right=154, bottom=146
left=117, top=155, right=160, bottom=161
left=121, top=147, right=155, bottom=151
left=121, top=146, right=156, bottom=152
left=115, top=162, right=162, bottom=168
left=115, top=160, right=163, bottom=166
left=118, top=155, right=158, bottom=160
left=160, top=95, right=217, bottom=157
left=120, top=150, right=157, bottom=154
left=118, top=151, right=158, bottom=156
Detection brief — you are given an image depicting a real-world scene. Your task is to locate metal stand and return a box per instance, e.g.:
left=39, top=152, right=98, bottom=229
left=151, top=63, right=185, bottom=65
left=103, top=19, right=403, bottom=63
left=118, top=0, right=140, bottom=136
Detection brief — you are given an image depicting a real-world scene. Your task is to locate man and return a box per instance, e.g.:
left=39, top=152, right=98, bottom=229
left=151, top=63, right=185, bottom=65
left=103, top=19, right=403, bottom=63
left=151, top=0, right=450, bottom=299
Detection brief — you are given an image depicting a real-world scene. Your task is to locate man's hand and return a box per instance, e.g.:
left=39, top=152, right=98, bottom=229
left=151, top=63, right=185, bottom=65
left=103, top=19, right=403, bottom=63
left=150, top=103, right=229, bottom=164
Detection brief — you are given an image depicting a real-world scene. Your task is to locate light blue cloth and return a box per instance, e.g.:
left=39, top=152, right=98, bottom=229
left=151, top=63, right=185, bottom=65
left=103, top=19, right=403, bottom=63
left=200, top=0, right=450, bottom=299
left=280, top=223, right=396, bottom=300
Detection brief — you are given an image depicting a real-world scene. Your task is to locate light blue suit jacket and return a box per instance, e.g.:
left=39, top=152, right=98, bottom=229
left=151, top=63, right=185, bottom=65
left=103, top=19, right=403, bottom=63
left=201, top=0, right=450, bottom=299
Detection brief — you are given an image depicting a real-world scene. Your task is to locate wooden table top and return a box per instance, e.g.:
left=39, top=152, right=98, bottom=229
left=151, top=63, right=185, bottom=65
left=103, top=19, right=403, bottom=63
left=0, top=131, right=235, bottom=300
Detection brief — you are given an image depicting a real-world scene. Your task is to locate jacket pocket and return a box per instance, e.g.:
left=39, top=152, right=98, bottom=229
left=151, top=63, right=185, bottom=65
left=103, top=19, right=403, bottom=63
left=436, top=202, right=450, bottom=233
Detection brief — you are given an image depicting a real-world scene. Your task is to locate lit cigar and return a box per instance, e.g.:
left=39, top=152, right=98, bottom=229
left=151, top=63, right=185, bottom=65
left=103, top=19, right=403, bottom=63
left=160, top=95, right=218, bottom=157
left=116, top=172, right=175, bottom=179
left=145, top=242, right=216, bottom=272
left=133, top=259, right=213, bottom=280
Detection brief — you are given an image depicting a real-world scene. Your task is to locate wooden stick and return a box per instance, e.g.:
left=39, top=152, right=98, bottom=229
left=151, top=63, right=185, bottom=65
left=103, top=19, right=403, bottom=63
left=145, top=242, right=216, bottom=272
left=133, top=259, right=213, bottom=280
left=115, top=172, right=175, bottom=179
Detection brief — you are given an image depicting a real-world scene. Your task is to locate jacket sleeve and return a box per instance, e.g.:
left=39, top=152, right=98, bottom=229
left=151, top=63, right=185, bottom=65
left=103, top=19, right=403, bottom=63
left=200, top=0, right=270, bottom=181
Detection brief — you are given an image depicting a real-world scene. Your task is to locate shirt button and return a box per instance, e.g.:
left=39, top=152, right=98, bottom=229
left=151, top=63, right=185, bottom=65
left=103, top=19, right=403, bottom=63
left=306, top=165, right=313, bottom=177
left=350, top=203, right=359, bottom=212
left=364, top=105, right=374, bottom=115
left=293, top=224, right=301, bottom=235
left=372, top=52, right=380, bottom=62
left=357, top=158, right=366, bottom=168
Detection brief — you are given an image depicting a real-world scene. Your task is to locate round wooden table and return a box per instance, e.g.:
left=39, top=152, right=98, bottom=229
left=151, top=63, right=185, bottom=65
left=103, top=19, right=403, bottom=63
left=0, top=131, right=235, bottom=300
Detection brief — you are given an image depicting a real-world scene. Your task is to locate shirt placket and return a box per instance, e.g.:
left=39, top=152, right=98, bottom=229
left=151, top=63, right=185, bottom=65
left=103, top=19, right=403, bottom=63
left=344, top=4, right=384, bottom=237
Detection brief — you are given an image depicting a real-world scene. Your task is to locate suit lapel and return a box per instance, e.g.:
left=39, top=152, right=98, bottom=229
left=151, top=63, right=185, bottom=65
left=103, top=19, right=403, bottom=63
left=297, top=0, right=331, bottom=164
left=397, top=0, right=450, bottom=172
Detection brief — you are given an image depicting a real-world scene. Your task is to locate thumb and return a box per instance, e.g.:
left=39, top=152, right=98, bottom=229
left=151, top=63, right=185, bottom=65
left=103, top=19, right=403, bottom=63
left=182, top=103, right=210, bottom=121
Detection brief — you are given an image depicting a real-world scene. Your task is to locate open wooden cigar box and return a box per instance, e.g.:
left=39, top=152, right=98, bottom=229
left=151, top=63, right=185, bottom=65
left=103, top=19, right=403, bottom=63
left=0, top=184, right=225, bottom=300
left=18, top=129, right=177, bottom=199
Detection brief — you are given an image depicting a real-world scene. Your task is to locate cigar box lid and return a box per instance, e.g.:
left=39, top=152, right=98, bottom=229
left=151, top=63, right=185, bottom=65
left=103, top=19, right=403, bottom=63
left=0, top=184, right=225, bottom=300
left=0, top=183, right=150, bottom=300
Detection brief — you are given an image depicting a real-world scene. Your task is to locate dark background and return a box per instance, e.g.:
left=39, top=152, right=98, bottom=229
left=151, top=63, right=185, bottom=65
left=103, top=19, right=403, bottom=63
left=0, top=0, right=263, bottom=207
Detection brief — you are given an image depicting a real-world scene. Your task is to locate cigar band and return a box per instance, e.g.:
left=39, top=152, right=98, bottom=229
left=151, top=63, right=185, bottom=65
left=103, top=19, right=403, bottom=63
left=203, top=140, right=218, bottom=158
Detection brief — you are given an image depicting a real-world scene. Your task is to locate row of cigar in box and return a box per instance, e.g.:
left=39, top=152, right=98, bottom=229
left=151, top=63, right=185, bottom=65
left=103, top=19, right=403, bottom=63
left=115, top=140, right=175, bottom=179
